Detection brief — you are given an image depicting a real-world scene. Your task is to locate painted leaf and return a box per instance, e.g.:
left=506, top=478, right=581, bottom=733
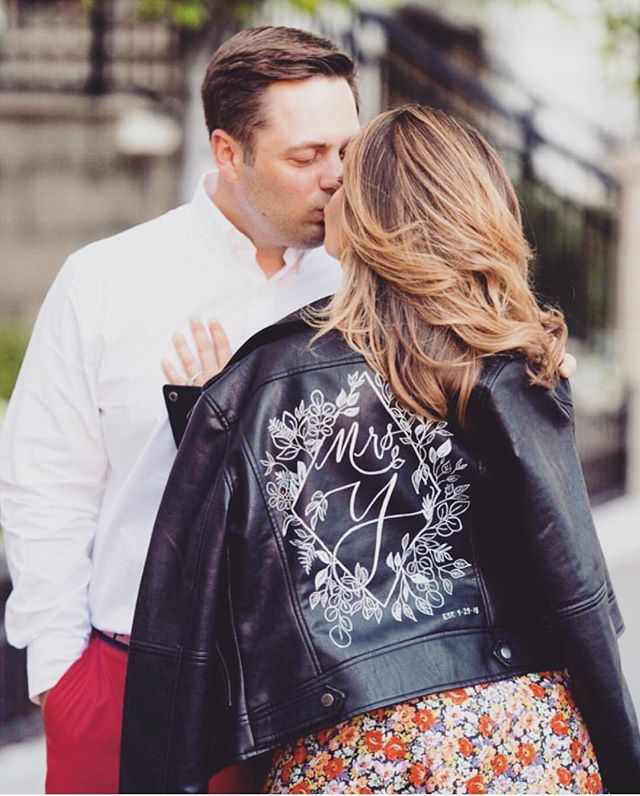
left=403, top=603, right=417, bottom=622
left=315, top=567, right=329, bottom=590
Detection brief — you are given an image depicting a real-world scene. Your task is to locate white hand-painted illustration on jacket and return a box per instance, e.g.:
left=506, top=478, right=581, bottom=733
left=261, top=370, right=472, bottom=649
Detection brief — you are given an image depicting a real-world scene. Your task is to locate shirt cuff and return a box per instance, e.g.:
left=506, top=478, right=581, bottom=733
left=26, top=631, right=90, bottom=704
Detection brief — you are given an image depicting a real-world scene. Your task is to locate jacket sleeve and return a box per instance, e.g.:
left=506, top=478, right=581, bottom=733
left=476, top=359, right=640, bottom=793
left=120, top=390, right=232, bottom=794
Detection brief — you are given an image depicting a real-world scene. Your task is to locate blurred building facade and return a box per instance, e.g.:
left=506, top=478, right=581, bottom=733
left=0, top=0, right=183, bottom=321
left=1, top=0, right=639, bottom=759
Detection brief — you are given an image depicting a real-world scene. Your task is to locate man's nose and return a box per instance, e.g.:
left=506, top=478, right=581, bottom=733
left=319, top=157, right=343, bottom=193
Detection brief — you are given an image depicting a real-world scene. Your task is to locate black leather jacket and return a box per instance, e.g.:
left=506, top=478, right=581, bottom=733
left=120, top=308, right=640, bottom=794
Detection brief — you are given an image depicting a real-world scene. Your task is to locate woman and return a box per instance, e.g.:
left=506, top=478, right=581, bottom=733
left=258, top=105, right=636, bottom=794
left=121, top=106, right=640, bottom=794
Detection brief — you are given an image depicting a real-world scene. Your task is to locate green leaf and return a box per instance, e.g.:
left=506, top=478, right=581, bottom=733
left=291, top=0, right=318, bottom=12
left=0, top=327, right=28, bottom=401
left=173, top=3, right=208, bottom=28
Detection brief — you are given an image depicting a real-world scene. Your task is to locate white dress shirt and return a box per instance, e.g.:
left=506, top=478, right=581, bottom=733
left=0, top=171, right=341, bottom=700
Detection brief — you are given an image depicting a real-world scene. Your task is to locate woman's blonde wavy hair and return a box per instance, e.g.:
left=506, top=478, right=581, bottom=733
left=311, top=105, right=567, bottom=423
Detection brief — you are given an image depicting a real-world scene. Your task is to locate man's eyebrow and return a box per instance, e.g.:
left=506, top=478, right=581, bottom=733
left=284, top=138, right=353, bottom=154
left=284, top=142, right=328, bottom=153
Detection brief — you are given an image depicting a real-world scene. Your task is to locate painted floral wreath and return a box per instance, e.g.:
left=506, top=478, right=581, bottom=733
left=261, top=370, right=471, bottom=649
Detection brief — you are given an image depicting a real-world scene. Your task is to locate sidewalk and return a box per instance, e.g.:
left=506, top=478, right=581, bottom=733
left=593, top=494, right=640, bottom=712
left=0, top=496, right=638, bottom=795
left=0, top=733, right=45, bottom=794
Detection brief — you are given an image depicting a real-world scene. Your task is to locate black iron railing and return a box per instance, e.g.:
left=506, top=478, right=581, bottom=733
left=0, top=0, right=183, bottom=99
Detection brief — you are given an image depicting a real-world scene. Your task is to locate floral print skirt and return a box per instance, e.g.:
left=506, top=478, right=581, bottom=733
left=263, top=671, right=602, bottom=794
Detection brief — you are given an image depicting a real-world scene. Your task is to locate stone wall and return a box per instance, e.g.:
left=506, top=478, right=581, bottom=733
left=0, top=92, right=181, bottom=323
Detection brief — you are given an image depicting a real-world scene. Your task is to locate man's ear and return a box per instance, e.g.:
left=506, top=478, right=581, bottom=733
left=211, top=129, right=243, bottom=183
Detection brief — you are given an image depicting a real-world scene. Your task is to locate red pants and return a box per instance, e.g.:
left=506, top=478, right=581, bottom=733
left=43, top=634, right=264, bottom=793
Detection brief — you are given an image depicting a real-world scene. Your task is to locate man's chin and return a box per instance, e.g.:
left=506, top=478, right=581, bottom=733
left=293, top=221, right=325, bottom=250
left=303, top=222, right=324, bottom=249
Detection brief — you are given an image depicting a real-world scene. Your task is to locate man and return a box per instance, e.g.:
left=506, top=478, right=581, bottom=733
left=0, top=26, right=360, bottom=793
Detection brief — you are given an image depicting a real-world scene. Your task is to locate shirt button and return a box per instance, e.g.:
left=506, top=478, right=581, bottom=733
left=168, top=391, right=179, bottom=403
left=499, top=644, right=512, bottom=661
left=320, top=692, right=335, bottom=708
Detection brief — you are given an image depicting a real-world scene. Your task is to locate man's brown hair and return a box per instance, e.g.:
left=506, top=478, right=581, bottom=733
left=201, top=26, right=358, bottom=159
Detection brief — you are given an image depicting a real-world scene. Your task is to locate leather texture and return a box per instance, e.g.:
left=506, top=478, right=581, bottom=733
left=163, top=384, right=201, bottom=447
left=120, top=307, right=640, bottom=793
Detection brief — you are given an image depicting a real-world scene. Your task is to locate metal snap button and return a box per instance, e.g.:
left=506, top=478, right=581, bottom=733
left=320, top=692, right=335, bottom=708
left=499, top=644, right=512, bottom=661
left=168, top=391, right=179, bottom=403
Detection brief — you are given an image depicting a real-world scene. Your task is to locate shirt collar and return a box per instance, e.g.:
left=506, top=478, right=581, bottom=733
left=190, top=170, right=307, bottom=282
